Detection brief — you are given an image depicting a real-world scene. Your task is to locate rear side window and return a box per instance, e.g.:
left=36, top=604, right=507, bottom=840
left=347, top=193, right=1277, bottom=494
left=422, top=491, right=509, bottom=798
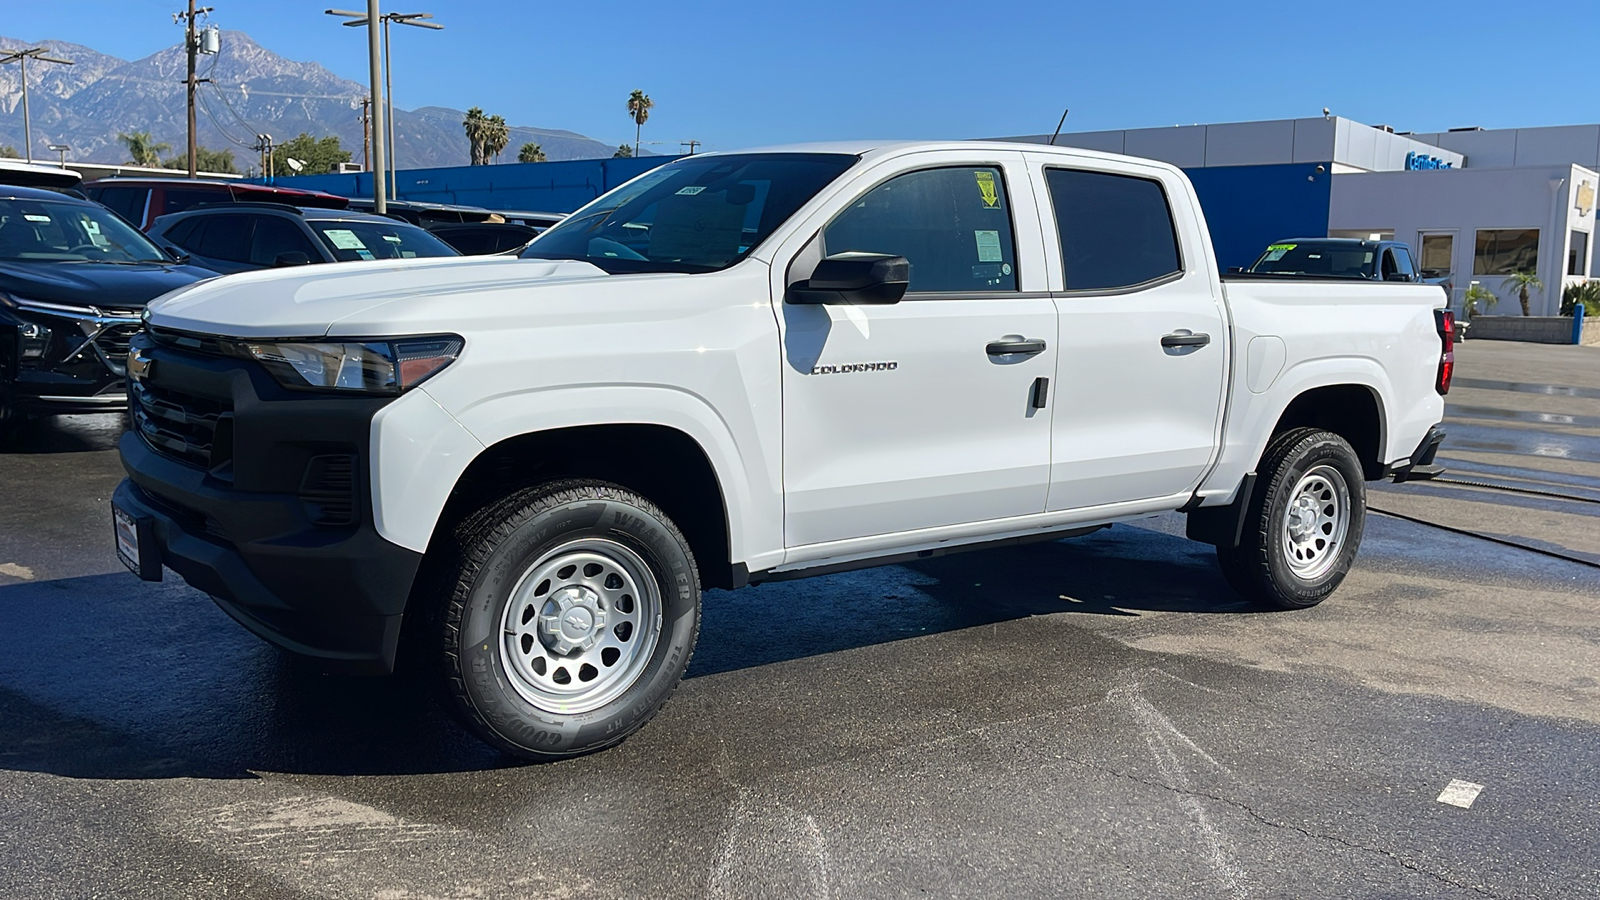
left=1393, top=245, right=1417, bottom=278
left=249, top=216, right=320, bottom=266
left=194, top=214, right=254, bottom=263
left=1044, top=168, right=1182, bottom=291
left=822, top=166, right=1018, bottom=293
left=90, top=186, right=149, bottom=224
left=163, top=187, right=225, bottom=215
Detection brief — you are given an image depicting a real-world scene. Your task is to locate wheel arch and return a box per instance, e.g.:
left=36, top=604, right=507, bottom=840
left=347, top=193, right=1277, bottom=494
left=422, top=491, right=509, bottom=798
left=1267, top=382, right=1388, bottom=481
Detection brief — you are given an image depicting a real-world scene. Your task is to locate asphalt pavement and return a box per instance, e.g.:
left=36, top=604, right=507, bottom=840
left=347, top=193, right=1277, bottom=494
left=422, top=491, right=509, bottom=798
left=1, top=340, right=1598, bottom=899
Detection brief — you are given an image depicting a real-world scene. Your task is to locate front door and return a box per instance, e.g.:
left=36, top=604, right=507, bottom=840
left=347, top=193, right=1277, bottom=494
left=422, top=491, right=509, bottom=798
left=779, top=157, right=1058, bottom=548
left=1026, top=155, right=1228, bottom=512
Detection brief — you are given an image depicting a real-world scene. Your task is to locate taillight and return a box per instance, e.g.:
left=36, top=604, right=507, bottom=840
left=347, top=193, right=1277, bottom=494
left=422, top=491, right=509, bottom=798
left=1434, top=309, right=1455, bottom=395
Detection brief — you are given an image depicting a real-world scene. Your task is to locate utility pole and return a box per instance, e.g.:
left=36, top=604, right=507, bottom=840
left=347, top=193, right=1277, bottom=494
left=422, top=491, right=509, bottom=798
left=359, top=97, right=371, bottom=171
left=174, top=5, right=216, bottom=177
left=252, top=133, right=274, bottom=182
left=0, top=47, right=74, bottom=163
left=680, top=140, right=701, bottom=155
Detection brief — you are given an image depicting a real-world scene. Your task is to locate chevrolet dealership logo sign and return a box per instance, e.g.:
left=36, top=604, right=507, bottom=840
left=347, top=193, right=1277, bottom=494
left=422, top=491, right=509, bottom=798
left=1577, top=181, right=1595, bottom=217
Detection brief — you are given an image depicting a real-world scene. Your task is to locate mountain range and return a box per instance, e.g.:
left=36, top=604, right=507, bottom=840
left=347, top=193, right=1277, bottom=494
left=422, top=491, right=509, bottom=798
left=0, top=31, right=619, bottom=170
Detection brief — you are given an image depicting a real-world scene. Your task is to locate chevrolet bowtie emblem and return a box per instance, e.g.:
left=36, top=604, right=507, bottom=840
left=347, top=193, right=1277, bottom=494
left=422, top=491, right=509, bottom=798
left=128, top=348, right=154, bottom=381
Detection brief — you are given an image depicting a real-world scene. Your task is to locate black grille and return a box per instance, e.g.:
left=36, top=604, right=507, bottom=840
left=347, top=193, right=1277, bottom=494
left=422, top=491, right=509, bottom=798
left=131, top=380, right=233, bottom=472
left=96, top=324, right=142, bottom=375
left=299, top=454, right=358, bottom=526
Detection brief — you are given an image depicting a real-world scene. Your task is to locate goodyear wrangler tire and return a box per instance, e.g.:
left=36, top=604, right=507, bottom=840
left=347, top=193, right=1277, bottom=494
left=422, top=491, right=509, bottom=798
left=440, top=479, right=701, bottom=759
left=1216, top=427, right=1366, bottom=611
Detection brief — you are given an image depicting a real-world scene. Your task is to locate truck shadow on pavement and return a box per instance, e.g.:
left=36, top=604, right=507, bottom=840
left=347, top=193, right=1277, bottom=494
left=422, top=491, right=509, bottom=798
left=0, top=413, right=125, bottom=455
left=0, top=524, right=1256, bottom=780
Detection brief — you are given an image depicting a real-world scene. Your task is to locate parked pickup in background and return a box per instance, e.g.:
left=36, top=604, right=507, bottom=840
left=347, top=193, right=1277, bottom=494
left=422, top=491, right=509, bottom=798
left=112, top=141, right=1453, bottom=760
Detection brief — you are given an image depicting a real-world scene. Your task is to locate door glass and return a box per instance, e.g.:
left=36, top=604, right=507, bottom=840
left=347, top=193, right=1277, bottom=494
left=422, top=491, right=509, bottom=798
left=1392, top=245, right=1417, bottom=278
left=822, top=166, right=1018, bottom=293
left=194, top=214, right=254, bottom=262
left=1044, top=168, right=1181, bottom=291
left=91, top=186, right=148, bottom=224
left=248, top=216, right=319, bottom=266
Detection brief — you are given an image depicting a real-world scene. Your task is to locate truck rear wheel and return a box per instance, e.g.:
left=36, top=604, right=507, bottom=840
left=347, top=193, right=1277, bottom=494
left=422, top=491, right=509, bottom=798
left=1216, top=428, right=1366, bottom=610
left=437, top=479, right=701, bottom=759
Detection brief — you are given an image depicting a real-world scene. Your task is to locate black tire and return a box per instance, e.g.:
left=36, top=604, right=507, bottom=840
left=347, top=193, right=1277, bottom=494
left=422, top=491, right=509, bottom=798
left=1216, top=427, right=1366, bottom=610
left=436, top=479, right=701, bottom=760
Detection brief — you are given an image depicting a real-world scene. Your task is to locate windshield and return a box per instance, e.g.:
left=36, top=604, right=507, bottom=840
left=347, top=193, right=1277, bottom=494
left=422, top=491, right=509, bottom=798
left=310, top=220, right=460, bottom=262
left=0, top=197, right=169, bottom=263
left=521, top=153, right=859, bottom=274
left=1247, top=241, right=1377, bottom=279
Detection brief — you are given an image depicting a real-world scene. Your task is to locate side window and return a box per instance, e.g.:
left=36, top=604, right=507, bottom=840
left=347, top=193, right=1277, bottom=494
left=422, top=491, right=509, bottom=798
left=249, top=216, right=319, bottom=266
left=1393, top=245, right=1417, bottom=279
left=163, top=188, right=224, bottom=215
left=91, top=187, right=149, bottom=224
left=194, top=214, right=254, bottom=263
left=1044, top=168, right=1182, bottom=291
left=162, top=217, right=201, bottom=248
left=1381, top=249, right=1399, bottom=280
left=822, top=166, right=1017, bottom=293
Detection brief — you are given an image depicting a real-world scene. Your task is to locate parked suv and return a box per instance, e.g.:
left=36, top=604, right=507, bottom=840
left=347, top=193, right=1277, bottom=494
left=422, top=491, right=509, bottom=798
left=83, top=178, right=350, bottom=231
left=0, top=184, right=217, bottom=430
left=1243, top=238, right=1420, bottom=282
left=148, top=203, right=459, bottom=274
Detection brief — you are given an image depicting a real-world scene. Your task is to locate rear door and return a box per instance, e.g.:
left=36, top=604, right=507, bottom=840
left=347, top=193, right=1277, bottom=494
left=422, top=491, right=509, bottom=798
left=1025, top=153, right=1228, bottom=511
left=776, top=151, right=1058, bottom=547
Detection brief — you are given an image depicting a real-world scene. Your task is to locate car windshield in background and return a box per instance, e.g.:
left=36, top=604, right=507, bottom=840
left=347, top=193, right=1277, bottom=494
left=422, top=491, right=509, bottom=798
left=310, top=220, right=460, bottom=262
left=0, top=198, right=169, bottom=263
left=521, top=153, right=859, bottom=274
left=1247, top=241, right=1376, bottom=279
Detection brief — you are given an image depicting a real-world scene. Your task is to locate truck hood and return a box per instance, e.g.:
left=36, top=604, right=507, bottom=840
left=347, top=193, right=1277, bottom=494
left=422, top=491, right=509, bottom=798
left=147, top=255, right=611, bottom=338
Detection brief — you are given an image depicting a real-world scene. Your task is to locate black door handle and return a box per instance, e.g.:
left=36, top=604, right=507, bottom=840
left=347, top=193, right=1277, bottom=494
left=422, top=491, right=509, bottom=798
left=986, top=337, right=1047, bottom=356
left=1160, top=332, right=1211, bottom=348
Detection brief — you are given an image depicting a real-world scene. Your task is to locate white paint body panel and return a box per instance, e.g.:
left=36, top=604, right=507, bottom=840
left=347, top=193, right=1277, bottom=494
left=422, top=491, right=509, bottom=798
left=143, top=140, right=1447, bottom=572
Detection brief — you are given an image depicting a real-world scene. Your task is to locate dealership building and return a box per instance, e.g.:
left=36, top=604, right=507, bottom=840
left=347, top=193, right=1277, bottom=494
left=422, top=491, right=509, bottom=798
left=1008, top=117, right=1598, bottom=317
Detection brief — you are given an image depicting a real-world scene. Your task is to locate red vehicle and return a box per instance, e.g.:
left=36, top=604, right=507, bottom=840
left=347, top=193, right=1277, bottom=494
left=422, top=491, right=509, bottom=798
left=82, top=178, right=349, bottom=230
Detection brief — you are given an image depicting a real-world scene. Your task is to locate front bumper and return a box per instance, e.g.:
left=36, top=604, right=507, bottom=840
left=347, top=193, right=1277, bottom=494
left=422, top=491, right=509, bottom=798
left=2, top=304, right=140, bottom=415
left=116, top=333, right=423, bottom=673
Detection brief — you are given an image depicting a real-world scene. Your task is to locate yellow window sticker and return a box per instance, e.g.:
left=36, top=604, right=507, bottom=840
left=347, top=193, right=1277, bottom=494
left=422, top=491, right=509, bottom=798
left=325, top=229, right=366, bottom=250
left=974, top=171, right=999, bottom=209
left=1261, top=243, right=1295, bottom=262
left=975, top=230, right=1003, bottom=262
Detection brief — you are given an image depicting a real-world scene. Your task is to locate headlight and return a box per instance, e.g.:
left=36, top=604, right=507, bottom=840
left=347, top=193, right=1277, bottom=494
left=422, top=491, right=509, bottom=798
left=243, top=335, right=463, bottom=394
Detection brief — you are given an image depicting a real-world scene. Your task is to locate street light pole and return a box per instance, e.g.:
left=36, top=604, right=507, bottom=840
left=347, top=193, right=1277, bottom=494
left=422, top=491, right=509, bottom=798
left=0, top=47, right=74, bottom=163
left=330, top=9, right=441, bottom=204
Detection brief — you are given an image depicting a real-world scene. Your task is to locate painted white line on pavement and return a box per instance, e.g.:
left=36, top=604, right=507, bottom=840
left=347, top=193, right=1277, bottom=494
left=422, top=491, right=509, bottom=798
left=1437, top=779, right=1485, bottom=809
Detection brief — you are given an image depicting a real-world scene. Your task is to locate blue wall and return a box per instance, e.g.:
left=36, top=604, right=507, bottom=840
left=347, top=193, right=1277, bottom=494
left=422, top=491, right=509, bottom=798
left=1182, top=162, right=1333, bottom=271
left=267, top=156, right=1332, bottom=268
left=261, top=155, right=677, bottom=212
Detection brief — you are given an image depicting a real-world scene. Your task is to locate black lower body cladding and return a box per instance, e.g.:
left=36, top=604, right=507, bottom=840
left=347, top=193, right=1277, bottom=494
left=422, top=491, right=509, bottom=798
left=116, top=333, right=423, bottom=673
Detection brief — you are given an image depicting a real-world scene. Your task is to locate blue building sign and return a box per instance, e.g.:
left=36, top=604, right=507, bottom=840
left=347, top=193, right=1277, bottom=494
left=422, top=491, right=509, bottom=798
left=1405, top=151, right=1453, bottom=171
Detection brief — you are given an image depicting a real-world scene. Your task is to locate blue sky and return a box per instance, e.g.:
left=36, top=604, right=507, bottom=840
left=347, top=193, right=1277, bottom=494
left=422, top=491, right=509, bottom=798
left=6, top=0, right=1598, bottom=153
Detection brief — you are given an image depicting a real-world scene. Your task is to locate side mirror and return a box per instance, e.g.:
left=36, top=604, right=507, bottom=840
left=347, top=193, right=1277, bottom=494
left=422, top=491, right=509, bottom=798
left=1384, top=272, right=1412, bottom=283
left=786, top=252, right=910, bottom=305
left=273, top=251, right=312, bottom=267
left=160, top=243, right=191, bottom=264
left=1226, top=266, right=1245, bottom=274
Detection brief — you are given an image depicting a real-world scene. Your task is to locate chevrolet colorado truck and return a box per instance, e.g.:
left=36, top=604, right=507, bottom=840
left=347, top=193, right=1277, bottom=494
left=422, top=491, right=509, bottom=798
left=112, top=141, right=1452, bottom=759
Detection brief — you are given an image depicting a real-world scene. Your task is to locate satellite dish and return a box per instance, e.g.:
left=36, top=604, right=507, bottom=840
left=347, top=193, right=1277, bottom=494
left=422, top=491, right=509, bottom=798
left=285, top=157, right=305, bottom=173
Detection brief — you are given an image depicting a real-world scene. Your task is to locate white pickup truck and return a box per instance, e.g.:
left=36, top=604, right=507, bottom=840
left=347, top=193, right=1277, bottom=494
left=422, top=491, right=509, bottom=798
left=113, top=141, right=1452, bottom=759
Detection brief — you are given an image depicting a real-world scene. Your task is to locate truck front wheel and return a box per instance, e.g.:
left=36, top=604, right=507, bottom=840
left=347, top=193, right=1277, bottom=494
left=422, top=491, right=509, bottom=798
left=1216, top=428, right=1366, bottom=610
left=437, top=480, right=701, bottom=759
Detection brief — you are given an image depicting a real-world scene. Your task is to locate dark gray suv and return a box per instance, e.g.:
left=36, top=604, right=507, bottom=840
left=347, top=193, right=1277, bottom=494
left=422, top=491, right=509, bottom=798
left=147, top=203, right=459, bottom=275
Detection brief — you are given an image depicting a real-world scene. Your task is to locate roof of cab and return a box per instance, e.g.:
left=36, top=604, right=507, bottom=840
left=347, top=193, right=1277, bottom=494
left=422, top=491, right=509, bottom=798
left=0, top=183, right=95, bottom=203
left=689, top=139, right=1186, bottom=172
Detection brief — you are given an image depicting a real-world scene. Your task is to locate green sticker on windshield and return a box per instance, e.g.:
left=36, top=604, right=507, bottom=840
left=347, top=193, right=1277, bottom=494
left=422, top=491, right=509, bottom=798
left=1262, top=243, right=1295, bottom=262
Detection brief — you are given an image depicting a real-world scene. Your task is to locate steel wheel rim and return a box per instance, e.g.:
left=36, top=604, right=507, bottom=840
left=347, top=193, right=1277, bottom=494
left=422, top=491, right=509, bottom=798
left=500, top=537, right=662, bottom=714
left=1280, top=464, right=1350, bottom=581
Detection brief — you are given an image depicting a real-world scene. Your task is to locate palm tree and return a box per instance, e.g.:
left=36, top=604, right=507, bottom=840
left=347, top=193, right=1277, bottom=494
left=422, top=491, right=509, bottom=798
left=627, top=90, right=653, bottom=157
left=613, top=144, right=633, bottom=159
left=462, top=107, right=488, bottom=166
left=517, top=142, right=546, bottom=163
left=484, top=115, right=510, bottom=164
left=118, top=131, right=170, bottom=167
left=1462, top=282, right=1497, bottom=319
left=1501, top=269, right=1543, bottom=317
